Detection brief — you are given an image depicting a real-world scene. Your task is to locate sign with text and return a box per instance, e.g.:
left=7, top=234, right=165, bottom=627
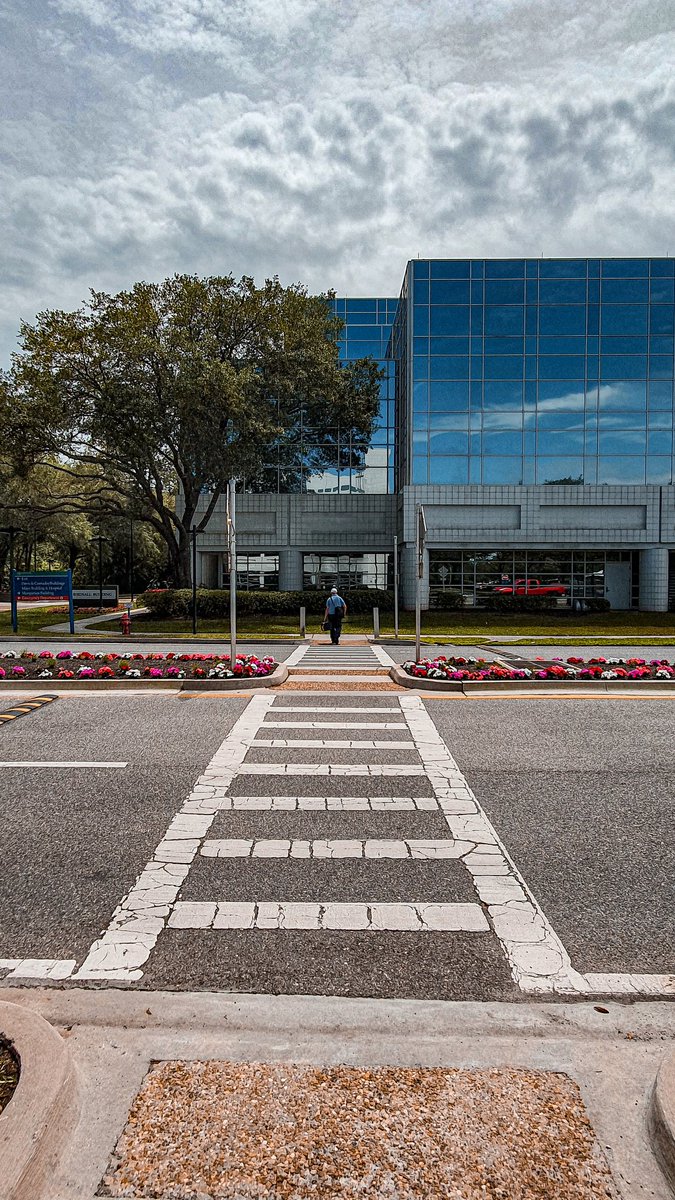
left=10, top=570, right=75, bottom=634
left=73, top=586, right=119, bottom=606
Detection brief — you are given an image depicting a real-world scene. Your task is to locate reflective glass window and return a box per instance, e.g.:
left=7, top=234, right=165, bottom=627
left=485, top=280, right=525, bottom=304
left=526, top=306, right=538, bottom=334
left=598, top=381, right=647, bottom=410
left=648, top=410, right=673, bottom=429
left=650, top=336, right=674, bottom=355
left=346, top=299, right=377, bottom=315
left=413, top=382, right=428, bottom=410
left=650, top=306, right=675, bottom=335
left=647, top=431, right=672, bottom=455
left=539, top=356, right=586, bottom=379
left=430, top=337, right=469, bottom=354
left=483, top=381, right=523, bottom=407
left=484, top=356, right=524, bottom=380
left=429, top=381, right=470, bottom=410
left=413, top=280, right=429, bottom=303
left=598, top=412, right=647, bottom=430
left=413, top=336, right=428, bottom=355
left=482, top=457, right=523, bottom=483
left=587, top=304, right=600, bottom=334
left=429, top=306, right=470, bottom=335
left=538, top=431, right=584, bottom=455
left=600, top=306, right=648, bottom=334
left=485, top=260, right=525, bottom=278
left=413, top=260, right=430, bottom=278
left=538, top=280, right=586, bottom=304
left=597, top=457, right=646, bottom=483
left=471, top=260, right=485, bottom=278
left=344, top=339, right=382, bottom=358
left=431, top=412, right=471, bottom=431
left=483, top=431, right=523, bottom=454
left=526, top=281, right=538, bottom=304
left=588, top=279, right=600, bottom=304
left=538, top=335, right=586, bottom=354
left=483, top=335, right=523, bottom=354
left=413, top=356, right=429, bottom=380
left=484, top=306, right=524, bottom=335
left=646, top=458, right=672, bottom=483
left=598, top=430, right=647, bottom=455
left=430, top=280, right=470, bottom=304
left=429, top=356, right=470, bottom=380
left=536, top=410, right=585, bottom=430
left=412, top=305, right=430, bottom=334
left=650, top=278, right=675, bottom=303
left=648, top=381, right=673, bottom=409
left=536, top=457, right=584, bottom=483
left=539, top=260, right=587, bottom=278
left=482, top=411, right=524, bottom=429
left=429, top=457, right=469, bottom=483
left=649, top=355, right=674, bottom=379
left=526, top=260, right=538, bottom=277
left=600, top=355, right=647, bottom=379
left=429, top=432, right=469, bottom=454
left=602, top=259, right=649, bottom=276
left=430, top=260, right=470, bottom=278
left=538, top=306, right=586, bottom=334
left=471, top=281, right=483, bottom=303
left=600, top=336, right=648, bottom=354
left=412, top=457, right=428, bottom=483
left=601, top=279, right=649, bottom=303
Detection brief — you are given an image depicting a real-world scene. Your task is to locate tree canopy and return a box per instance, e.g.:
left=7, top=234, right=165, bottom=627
left=7, top=274, right=382, bottom=585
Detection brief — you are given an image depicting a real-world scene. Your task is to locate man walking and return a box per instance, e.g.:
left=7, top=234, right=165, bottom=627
left=324, top=586, right=347, bottom=645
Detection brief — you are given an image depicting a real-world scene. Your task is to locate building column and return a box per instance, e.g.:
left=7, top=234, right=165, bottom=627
left=279, top=548, right=303, bottom=591
left=400, top=544, right=429, bottom=610
left=639, top=547, right=669, bottom=611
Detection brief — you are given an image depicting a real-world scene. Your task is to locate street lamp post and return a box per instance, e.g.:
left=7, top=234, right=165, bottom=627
left=89, top=533, right=108, bottom=612
left=129, top=519, right=135, bottom=605
left=191, top=525, right=198, bottom=636
left=0, top=526, right=22, bottom=633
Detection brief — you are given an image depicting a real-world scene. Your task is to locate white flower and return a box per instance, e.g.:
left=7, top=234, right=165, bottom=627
left=38, top=670, right=53, bottom=678
left=126, top=669, right=141, bottom=678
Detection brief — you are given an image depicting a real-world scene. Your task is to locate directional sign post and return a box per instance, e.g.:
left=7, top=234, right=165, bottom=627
left=415, top=505, right=427, bottom=663
left=11, top=570, right=75, bottom=634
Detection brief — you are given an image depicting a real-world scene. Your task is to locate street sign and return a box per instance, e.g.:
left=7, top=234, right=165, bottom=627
left=73, top=586, right=119, bottom=606
left=415, top=505, right=427, bottom=662
left=417, top=505, right=427, bottom=579
left=11, top=570, right=75, bottom=634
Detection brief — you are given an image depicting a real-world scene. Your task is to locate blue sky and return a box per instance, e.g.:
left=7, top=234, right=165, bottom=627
left=1, top=0, right=674, bottom=363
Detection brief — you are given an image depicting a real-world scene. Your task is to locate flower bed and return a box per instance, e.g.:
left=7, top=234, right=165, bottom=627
left=401, top=654, right=675, bottom=682
left=0, top=650, right=277, bottom=681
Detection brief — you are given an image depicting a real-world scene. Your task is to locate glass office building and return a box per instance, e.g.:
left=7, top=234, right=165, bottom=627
left=196, top=258, right=675, bottom=610
left=397, top=257, right=674, bottom=488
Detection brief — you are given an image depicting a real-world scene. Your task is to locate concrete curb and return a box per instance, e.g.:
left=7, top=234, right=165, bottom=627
left=0, top=1001, right=79, bottom=1200
left=0, top=665, right=288, bottom=691
left=649, top=1047, right=675, bottom=1194
left=389, top=665, right=675, bottom=693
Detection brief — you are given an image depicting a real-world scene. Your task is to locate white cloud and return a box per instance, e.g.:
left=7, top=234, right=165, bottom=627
left=0, top=0, right=674, bottom=361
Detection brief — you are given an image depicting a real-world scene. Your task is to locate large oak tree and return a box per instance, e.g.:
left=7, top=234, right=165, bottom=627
left=8, top=274, right=382, bottom=585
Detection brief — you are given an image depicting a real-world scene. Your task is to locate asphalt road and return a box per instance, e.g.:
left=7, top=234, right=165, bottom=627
left=0, top=691, right=672, bottom=1000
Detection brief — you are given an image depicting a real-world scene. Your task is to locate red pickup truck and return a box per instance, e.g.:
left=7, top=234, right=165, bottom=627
left=493, top=578, right=567, bottom=597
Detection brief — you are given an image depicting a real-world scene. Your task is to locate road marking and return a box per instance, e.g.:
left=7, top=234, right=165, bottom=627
left=168, top=900, right=489, bottom=932
left=197, top=796, right=440, bottom=810
left=284, top=645, right=311, bottom=667
left=371, top=645, right=397, bottom=667
left=74, top=694, right=274, bottom=981
left=270, top=706, right=402, bottom=713
left=0, top=761, right=128, bottom=768
left=0, top=957, right=75, bottom=979
left=580, top=972, right=675, bottom=996
left=258, top=720, right=403, bottom=729
left=251, top=738, right=413, bottom=749
left=399, top=694, right=588, bottom=995
left=236, top=764, right=427, bottom=776
left=201, top=837, right=472, bottom=859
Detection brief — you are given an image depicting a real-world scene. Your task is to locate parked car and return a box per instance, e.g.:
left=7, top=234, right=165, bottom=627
left=493, top=577, right=568, bottom=597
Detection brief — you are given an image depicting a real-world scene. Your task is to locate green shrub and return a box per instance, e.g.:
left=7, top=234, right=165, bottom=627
left=481, top=593, right=559, bottom=613
left=140, top=586, right=395, bottom=619
left=429, top=591, right=465, bottom=610
left=578, top=597, right=611, bottom=613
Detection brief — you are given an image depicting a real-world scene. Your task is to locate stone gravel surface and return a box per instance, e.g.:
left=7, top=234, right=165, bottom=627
left=102, top=1060, right=617, bottom=1199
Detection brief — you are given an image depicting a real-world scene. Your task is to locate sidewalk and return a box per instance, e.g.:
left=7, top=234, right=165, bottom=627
left=3, top=988, right=674, bottom=1199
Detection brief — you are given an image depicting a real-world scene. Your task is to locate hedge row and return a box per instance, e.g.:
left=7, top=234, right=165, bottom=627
left=140, top=587, right=395, bottom=618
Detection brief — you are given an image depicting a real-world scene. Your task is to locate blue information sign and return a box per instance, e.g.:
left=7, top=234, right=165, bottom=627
left=10, top=571, right=75, bottom=634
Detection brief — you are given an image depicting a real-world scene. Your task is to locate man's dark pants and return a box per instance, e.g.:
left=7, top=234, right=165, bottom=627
left=329, top=615, right=342, bottom=644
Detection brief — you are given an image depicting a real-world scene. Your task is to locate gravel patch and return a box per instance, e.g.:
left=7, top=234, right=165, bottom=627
left=0, top=1040, right=19, bottom=1114
left=101, top=1060, right=616, bottom=1199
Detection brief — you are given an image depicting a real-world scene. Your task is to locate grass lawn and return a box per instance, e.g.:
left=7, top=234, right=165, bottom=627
left=0, top=606, right=71, bottom=635
left=88, top=609, right=675, bottom=642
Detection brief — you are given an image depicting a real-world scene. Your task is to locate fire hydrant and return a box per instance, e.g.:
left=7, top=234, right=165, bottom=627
left=121, top=606, right=131, bottom=636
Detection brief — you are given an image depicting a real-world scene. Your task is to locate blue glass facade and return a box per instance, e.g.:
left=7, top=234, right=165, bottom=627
left=397, top=258, right=675, bottom=487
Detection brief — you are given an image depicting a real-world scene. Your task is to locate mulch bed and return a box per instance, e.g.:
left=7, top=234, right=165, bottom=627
left=0, top=1040, right=19, bottom=1115
left=0, top=651, right=277, bottom=682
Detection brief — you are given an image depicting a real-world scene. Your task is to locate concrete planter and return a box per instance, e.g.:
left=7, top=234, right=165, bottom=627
left=0, top=1001, right=79, bottom=1200
left=389, top=665, right=675, bottom=693
left=0, top=664, right=288, bottom=690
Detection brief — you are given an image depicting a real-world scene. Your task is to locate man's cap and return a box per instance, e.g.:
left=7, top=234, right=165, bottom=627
left=330, top=587, right=338, bottom=593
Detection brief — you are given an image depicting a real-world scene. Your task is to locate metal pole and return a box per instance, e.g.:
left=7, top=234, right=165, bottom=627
left=9, top=528, right=17, bottom=633
left=98, top=536, right=103, bottom=612
left=191, top=525, right=198, bottom=635
left=129, top=519, right=135, bottom=604
left=228, top=479, right=237, bottom=666
left=415, top=510, right=421, bottom=663
left=373, top=605, right=380, bottom=639
left=393, top=534, right=399, bottom=639
left=299, top=605, right=306, bottom=638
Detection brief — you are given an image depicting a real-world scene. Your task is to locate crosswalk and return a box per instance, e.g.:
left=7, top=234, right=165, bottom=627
left=283, top=642, right=397, bottom=687
left=75, top=691, right=588, bottom=995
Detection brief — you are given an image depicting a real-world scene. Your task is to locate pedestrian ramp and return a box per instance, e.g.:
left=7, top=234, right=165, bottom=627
left=283, top=642, right=398, bottom=689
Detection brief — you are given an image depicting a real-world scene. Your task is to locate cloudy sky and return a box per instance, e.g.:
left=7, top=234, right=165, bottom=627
left=1, top=0, right=674, bottom=363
